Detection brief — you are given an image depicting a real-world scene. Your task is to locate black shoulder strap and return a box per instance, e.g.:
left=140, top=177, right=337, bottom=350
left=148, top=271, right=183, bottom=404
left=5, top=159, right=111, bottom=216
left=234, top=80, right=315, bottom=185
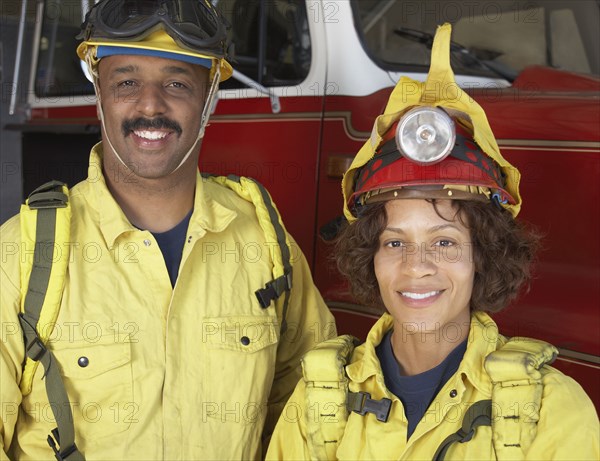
left=18, top=180, right=85, bottom=460
left=432, top=399, right=492, bottom=461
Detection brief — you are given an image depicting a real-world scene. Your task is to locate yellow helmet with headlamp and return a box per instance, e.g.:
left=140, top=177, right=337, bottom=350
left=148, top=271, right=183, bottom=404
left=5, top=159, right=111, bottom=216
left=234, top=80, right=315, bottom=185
left=343, top=23, right=521, bottom=222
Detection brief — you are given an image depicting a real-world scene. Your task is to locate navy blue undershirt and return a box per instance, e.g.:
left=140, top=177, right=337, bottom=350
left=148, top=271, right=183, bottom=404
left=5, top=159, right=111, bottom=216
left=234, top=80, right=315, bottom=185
left=376, top=330, right=467, bottom=439
left=151, top=210, right=193, bottom=287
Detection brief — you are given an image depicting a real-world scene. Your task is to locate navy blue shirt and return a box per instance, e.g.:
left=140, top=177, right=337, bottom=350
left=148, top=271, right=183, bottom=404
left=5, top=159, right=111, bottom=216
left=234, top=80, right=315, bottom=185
left=376, top=330, right=467, bottom=439
left=151, top=210, right=193, bottom=287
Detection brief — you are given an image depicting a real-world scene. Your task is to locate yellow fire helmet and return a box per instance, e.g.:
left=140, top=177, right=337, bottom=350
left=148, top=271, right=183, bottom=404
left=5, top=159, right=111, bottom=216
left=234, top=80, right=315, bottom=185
left=76, top=0, right=233, bottom=82
left=342, top=23, right=521, bottom=222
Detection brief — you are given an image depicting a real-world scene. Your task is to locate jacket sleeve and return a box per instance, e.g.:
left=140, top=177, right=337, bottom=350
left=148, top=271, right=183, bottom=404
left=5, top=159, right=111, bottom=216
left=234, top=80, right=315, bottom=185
left=265, top=378, right=312, bottom=460
left=0, top=217, right=25, bottom=460
left=262, top=236, right=337, bottom=444
left=525, top=369, right=600, bottom=460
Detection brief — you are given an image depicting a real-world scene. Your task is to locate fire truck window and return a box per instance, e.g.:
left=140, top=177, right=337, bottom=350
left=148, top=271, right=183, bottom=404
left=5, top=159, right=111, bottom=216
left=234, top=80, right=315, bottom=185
left=549, top=9, right=592, bottom=74
left=352, top=0, right=599, bottom=80
left=218, top=0, right=311, bottom=90
left=35, top=0, right=96, bottom=98
left=34, top=0, right=311, bottom=97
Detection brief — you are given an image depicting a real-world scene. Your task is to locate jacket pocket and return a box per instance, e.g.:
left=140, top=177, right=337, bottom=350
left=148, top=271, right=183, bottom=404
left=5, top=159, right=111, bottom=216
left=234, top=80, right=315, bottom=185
left=201, top=316, right=279, bottom=425
left=47, top=335, right=134, bottom=439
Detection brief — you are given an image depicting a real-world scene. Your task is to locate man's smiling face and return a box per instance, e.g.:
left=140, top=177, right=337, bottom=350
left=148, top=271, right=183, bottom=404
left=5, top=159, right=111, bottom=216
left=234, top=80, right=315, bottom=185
left=98, top=54, right=209, bottom=179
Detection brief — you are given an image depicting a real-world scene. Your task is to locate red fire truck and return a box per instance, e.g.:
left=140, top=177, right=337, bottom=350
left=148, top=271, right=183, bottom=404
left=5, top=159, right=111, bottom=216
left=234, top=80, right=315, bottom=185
left=4, top=0, right=599, bottom=409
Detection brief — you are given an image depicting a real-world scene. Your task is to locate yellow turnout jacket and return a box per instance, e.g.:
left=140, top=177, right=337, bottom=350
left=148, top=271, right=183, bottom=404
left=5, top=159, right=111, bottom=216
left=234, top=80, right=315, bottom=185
left=0, top=144, right=336, bottom=460
left=266, top=312, right=599, bottom=460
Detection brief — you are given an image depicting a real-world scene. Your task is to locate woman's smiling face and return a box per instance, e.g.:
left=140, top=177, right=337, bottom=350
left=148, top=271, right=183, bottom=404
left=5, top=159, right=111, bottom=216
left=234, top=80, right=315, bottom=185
left=374, top=199, right=475, bottom=337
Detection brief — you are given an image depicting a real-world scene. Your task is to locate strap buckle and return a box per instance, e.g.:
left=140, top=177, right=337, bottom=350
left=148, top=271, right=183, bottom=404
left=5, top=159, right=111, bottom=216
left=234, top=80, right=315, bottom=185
left=19, top=313, right=48, bottom=362
left=26, top=336, right=48, bottom=362
left=48, top=428, right=80, bottom=461
left=255, top=271, right=293, bottom=308
left=347, top=391, right=392, bottom=422
left=255, top=283, right=278, bottom=308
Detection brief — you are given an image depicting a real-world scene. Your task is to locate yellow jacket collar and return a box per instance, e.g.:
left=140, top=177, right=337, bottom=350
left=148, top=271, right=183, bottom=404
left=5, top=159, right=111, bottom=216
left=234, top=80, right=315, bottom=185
left=345, top=313, right=393, bottom=385
left=87, top=143, right=136, bottom=248
left=86, top=142, right=236, bottom=248
left=189, top=175, right=237, bottom=238
left=345, top=311, right=501, bottom=396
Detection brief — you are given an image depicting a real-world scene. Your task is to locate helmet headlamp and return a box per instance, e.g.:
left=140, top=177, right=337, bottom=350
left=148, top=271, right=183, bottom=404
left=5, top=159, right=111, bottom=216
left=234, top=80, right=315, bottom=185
left=396, top=107, right=456, bottom=165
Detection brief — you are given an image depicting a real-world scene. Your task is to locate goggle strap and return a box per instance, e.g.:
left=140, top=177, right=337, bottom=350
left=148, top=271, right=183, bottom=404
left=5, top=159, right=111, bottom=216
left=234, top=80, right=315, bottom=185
left=96, top=88, right=131, bottom=172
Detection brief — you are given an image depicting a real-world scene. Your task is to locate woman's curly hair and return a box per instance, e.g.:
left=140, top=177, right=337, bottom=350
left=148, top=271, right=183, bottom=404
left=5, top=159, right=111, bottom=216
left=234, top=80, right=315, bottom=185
left=335, top=199, right=541, bottom=313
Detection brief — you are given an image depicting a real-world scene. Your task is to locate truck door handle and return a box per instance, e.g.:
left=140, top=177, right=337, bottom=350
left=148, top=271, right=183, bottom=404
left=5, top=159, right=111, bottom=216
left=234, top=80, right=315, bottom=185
left=327, top=155, right=354, bottom=178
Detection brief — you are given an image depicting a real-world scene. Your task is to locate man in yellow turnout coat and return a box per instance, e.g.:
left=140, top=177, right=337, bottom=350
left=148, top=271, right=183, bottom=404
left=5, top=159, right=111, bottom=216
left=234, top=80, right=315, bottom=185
left=0, top=1, right=335, bottom=459
left=266, top=24, right=599, bottom=461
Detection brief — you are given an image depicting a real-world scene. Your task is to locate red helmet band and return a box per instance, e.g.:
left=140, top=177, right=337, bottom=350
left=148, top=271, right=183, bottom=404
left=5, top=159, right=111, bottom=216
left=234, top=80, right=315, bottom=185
left=353, top=131, right=515, bottom=205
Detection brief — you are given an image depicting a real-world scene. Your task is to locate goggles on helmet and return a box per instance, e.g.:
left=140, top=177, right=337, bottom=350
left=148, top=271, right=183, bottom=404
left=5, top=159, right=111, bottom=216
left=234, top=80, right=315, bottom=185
left=78, top=0, right=228, bottom=59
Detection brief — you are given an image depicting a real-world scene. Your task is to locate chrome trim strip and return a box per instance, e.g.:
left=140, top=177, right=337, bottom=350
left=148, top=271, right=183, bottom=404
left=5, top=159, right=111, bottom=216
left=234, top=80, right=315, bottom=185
left=327, top=301, right=600, bottom=367
left=326, top=301, right=382, bottom=319
left=26, top=105, right=600, bottom=154
left=210, top=112, right=322, bottom=121
left=324, top=112, right=370, bottom=141
left=26, top=1, right=45, bottom=113
left=9, top=0, right=28, bottom=115
left=557, top=348, right=600, bottom=366
left=498, top=139, right=600, bottom=149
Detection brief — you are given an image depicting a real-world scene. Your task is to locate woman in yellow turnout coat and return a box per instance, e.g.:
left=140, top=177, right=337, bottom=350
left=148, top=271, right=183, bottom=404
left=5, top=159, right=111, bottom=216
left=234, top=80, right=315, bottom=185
left=266, top=24, right=599, bottom=461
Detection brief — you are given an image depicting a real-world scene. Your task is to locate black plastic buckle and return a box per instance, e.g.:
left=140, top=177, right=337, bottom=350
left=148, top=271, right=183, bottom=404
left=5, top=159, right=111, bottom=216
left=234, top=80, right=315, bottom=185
left=255, top=272, right=292, bottom=308
left=255, top=283, right=278, bottom=308
left=284, top=272, right=293, bottom=291
left=48, top=428, right=79, bottom=461
left=349, top=391, right=392, bottom=422
left=26, top=336, right=48, bottom=362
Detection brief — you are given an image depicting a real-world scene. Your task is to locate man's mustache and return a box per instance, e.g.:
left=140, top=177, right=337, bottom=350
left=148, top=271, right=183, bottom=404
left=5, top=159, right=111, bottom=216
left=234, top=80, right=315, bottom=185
left=122, top=117, right=182, bottom=137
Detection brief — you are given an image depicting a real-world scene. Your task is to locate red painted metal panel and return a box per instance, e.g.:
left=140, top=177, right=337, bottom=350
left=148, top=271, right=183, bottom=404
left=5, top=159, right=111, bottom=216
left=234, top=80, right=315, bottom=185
left=200, top=96, right=324, bottom=262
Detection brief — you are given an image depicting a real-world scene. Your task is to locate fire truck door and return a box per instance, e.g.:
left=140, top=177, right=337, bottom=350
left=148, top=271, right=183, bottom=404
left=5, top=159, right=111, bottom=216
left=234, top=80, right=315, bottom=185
left=200, top=0, right=327, bottom=265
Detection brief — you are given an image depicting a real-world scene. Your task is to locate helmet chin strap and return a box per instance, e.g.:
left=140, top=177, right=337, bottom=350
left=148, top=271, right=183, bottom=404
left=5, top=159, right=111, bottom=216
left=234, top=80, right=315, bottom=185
left=90, top=55, right=221, bottom=176
left=172, top=65, right=221, bottom=172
